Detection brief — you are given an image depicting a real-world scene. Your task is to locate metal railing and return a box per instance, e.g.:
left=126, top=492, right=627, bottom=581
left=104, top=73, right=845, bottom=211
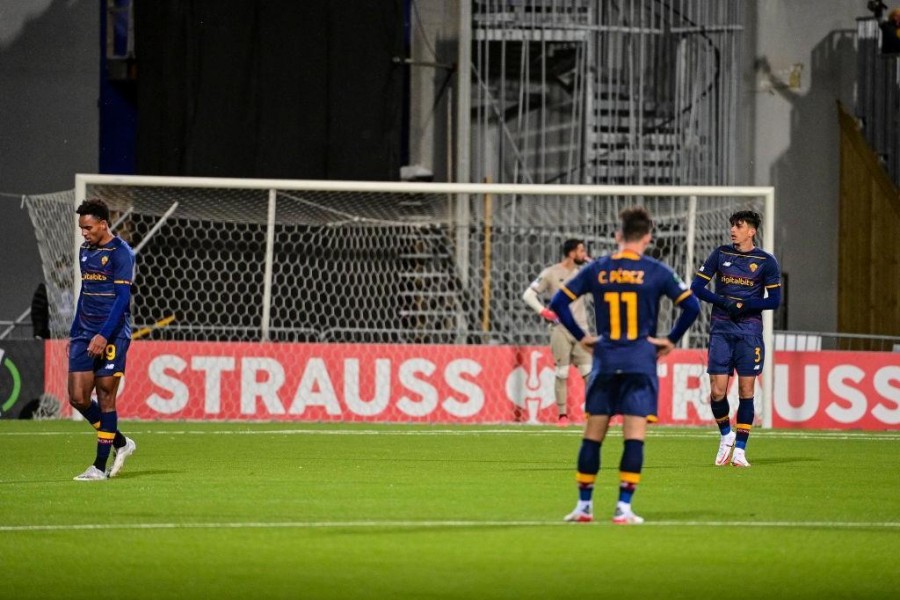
left=776, top=330, right=900, bottom=352
left=856, top=16, right=900, bottom=185
left=0, top=316, right=35, bottom=341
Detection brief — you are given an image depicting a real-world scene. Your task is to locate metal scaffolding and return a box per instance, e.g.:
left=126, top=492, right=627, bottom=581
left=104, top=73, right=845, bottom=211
left=857, top=16, right=900, bottom=185
left=468, top=0, right=744, bottom=186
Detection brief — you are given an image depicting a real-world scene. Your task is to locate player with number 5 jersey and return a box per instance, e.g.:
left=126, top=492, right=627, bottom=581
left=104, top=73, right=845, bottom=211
left=68, top=198, right=137, bottom=481
left=550, top=206, right=699, bottom=525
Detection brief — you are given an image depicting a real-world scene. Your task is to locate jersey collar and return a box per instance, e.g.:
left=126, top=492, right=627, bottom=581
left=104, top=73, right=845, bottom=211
left=611, top=249, right=641, bottom=260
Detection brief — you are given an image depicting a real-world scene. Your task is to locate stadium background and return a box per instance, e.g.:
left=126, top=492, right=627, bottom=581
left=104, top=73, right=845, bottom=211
left=0, top=0, right=896, bottom=427
left=0, top=0, right=863, bottom=335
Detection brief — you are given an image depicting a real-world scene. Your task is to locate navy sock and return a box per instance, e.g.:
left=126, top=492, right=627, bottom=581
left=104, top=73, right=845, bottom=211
left=76, top=400, right=102, bottom=431
left=576, top=439, right=601, bottom=502
left=735, top=398, right=754, bottom=450
left=710, top=397, right=731, bottom=435
left=618, top=439, right=644, bottom=504
left=93, top=411, right=118, bottom=471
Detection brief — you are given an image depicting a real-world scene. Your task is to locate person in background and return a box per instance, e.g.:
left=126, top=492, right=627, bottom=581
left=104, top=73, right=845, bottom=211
left=522, top=239, right=593, bottom=426
left=869, top=1, right=900, bottom=54
left=31, top=283, right=50, bottom=339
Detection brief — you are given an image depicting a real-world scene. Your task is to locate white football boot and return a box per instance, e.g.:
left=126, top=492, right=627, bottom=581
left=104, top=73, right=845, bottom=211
left=731, top=448, right=751, bottom=468
left=715, top=431, right=736, bottom=466
left=108, top=436, right=136, bottom=478
left=611, top=504, right=644, bottom=525
left=74, top=465, right=107, bottom=481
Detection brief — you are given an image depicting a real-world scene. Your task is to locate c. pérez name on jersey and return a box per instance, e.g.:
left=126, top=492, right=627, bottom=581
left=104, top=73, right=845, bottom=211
left=597, top=268, right=645, bottom=284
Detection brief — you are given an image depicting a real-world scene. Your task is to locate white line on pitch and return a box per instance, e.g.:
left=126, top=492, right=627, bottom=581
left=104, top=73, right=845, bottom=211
left=1, top=519, right=898, bottom=533
left=0, top=428, right=897, bottom=441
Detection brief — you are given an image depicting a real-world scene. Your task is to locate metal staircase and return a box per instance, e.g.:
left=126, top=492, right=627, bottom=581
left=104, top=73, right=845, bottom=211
left=471, top=0, right=743, bottom=186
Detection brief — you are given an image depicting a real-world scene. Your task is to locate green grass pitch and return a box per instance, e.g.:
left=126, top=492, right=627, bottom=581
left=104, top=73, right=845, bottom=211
left=1, top=420, right=898, bottom=599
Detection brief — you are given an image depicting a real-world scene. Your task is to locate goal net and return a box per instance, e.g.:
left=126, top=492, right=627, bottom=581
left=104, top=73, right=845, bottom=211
left=24, top=176, right=774, bottom=425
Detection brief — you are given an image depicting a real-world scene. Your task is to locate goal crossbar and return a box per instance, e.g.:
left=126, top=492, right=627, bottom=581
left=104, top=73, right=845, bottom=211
left=72, top=173, right=776, bottom=427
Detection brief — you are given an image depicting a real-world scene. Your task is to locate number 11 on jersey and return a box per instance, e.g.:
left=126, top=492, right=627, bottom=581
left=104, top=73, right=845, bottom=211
left=604, top=291, right=638, bottom=340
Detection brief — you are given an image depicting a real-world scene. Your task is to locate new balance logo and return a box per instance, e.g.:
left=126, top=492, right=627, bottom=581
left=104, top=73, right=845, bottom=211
left=104, top=363, right=115, bottom=370
left=754, top=365, right=761, bottom=370
left=723, top=262, right=732, bottom=267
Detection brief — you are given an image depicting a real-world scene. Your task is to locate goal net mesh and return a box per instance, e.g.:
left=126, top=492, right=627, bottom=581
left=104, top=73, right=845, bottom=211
left=23, top=180, right=765, bottom=422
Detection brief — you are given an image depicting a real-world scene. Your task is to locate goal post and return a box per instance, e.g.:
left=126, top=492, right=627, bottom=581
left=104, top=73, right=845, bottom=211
left=27, top=174, right=774, bottom=425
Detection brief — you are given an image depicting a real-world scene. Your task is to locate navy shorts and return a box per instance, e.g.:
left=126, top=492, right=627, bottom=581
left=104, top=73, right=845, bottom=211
left=68, top=335, right=130, bottom=377
left=584, top=373, right=658, bottom=418
left=707, top=332, right=764, bottom=377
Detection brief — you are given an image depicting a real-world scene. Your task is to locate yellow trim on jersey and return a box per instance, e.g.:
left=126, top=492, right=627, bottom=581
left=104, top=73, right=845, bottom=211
left=560, top=285, right=577, bottom=300
left=694, top=271, right=712, bottom=281
left=619, top=471, right=641, bottom=484
left=674, top=290, right=693, bottom=305
left=114, top=372, right=125, bottom=378
left=97, top=431, right=116, bottom=440
left=114, top=280, right=132, bottom=285
left=765, top=283, right=781, bottom=289
left=646, top=414, right=658, bottom=423
left=576, top=472, right=597, bottom=485
left=611, top=249, right=641, bottom=260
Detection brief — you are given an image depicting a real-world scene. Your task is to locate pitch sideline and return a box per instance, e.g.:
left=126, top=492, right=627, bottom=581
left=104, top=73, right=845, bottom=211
left=1, top=519, right=899, bottom=533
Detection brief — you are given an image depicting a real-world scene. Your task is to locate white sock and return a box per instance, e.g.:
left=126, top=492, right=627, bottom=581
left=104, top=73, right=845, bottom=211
left=576, top=500, right=592, bottom=513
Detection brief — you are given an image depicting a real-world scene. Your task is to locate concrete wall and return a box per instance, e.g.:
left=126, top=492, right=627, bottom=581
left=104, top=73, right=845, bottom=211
left=743, top=0, right=860, bottom=332
left=408, top=0, right=459, bottom=182
left=0, top=0, right=98, bottom=330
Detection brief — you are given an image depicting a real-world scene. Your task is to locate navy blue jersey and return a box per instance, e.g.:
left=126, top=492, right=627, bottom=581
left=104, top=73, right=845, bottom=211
left=559, top=250, right=694, bottom=377
left=695, top=245, right=781, bottom=335
left=71, top=236, right=135, bottom=340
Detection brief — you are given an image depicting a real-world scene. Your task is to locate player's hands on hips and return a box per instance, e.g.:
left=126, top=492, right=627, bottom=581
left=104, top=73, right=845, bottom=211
left=540, top=307, right=559, bottom=323
left=87, top=334, right=108, bottom=358
left=648, top=336, right=675, bottom=358
left=580, top=335, right=598, bottom=349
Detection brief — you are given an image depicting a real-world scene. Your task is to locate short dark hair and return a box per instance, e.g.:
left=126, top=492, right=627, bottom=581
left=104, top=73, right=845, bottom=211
left=76, top=198, right=110, bottom=223
left=562, top=238, right=584, bottom=257
left=729, top=210, right=761, bottom=230
left=619, top=206, right=653, bottom=241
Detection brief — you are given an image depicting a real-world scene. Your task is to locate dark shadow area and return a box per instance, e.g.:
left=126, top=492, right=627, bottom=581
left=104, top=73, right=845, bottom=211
left=0, top=0, right=97, bottom=322
left=134, top=0, right=404, bottom=180
left=764, top=30, right=857, bottom=331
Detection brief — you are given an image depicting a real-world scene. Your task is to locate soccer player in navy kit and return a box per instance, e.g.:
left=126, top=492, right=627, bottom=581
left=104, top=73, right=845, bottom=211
left=550, top=207, right=700, bottom=524
left=69, top=199, right=137, bottom=481
left=690, top=211, right=781, bottom=468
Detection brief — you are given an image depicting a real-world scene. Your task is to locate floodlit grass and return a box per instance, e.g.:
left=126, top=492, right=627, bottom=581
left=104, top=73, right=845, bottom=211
left=1, top=421, right=898, bottom=599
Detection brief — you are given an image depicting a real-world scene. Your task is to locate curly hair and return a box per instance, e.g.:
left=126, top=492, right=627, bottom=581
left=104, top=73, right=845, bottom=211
left=76, top=198, right=110, bottom=222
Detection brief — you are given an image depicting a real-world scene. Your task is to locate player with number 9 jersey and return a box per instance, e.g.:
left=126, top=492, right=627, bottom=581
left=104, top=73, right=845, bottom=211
left=69, top=233, right=135, bottom=377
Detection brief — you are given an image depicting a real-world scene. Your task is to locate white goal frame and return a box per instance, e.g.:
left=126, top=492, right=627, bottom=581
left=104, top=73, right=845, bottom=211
left=74, top=174, right=776, bottom=427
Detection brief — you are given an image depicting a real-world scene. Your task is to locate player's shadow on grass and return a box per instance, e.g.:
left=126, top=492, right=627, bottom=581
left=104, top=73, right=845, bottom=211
left=743, top=456, right=821, bottom=466
left=509, top=466, right=577, bottom=472
left=112, top=469, right=180, bottom=479
left=649, top=510, right=735, bottom=521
